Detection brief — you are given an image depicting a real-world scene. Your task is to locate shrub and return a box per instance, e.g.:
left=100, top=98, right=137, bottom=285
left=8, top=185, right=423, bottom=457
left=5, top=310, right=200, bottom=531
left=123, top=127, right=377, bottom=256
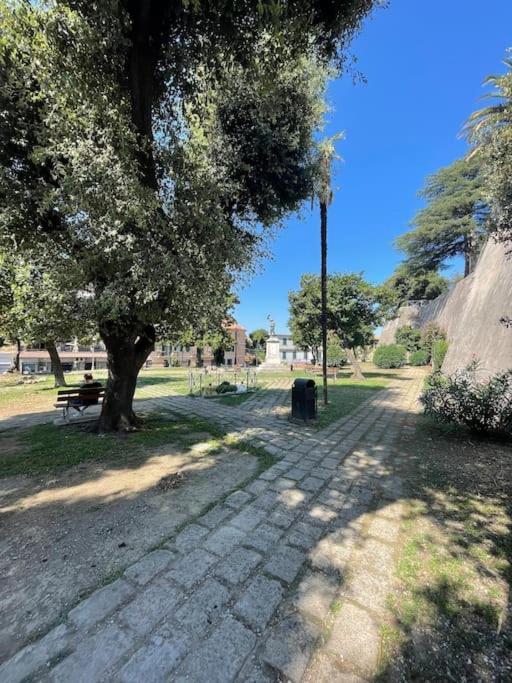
left=420, top=361, right=512, bottom=436
left=410, top=349, right=429, bottom=366
left=420, top=322, right=446, bottom=360
left=432, top=339, right=448, bottom=372
left=326, top=343, right=348, bottom=367
left=215, top=381, right=237, bottom=394
left=395, top=325, right=422, bottom=352
left=373, top=344, right=407, bottom=368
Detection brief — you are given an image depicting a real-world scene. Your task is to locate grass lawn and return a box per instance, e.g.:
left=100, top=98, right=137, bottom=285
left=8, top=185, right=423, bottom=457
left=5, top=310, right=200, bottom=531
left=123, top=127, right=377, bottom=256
left=0, top=410, right=273, bottom=478
left=315, top=375, right=388, bottom=428
left=0, top=368, right=192, bottom=417
left=378, top=417, right=512, bottom=681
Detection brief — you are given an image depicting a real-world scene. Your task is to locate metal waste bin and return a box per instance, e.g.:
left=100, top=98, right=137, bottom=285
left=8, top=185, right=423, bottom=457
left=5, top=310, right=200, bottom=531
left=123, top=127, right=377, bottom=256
left=292, top=378, right=317, bottom=420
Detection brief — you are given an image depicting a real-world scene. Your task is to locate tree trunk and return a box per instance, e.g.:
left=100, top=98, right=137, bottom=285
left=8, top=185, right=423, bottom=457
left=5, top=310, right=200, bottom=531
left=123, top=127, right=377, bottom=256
left=196, top=347, right=203, bottom=368
left=7, top=338, right=21, bottom=373
left=320, top=200, right=328, bottom=405
left=463, top=234, right=478, bottom=277
left=46, top=340, right=67, bottom=387
left=98, top=324, right=155, bottom=432
left=347, top=348, right=365, bottom=381
left=463, top=239, right=471, bottom=277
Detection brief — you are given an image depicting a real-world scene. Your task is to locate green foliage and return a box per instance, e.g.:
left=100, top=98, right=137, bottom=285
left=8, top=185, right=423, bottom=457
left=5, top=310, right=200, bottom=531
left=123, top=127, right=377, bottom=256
left=249, top=329, right=268, bottom=349
left=396, top=156, right=487, bottom=275
left=0, top=253, right=91, bottom=347
left=289, top=274, right=322, bottom=358
left=326, top=335, right=348, bottom=367
left=466, top=52, right=512, bottom=245
left=410, top=349, right=430, bottom=366
left=215, top=381, right=237, bottom=394
left=432, top=339, right=449, bottom=372
left=421, top=362, right=512, bottom=435
left=395, top=325, right=422, bottom=352
left=289, top=272, right=380, bottom=356
left=420, top=322, right=447, bottom=362
left=379, top=264, right=448, bottom=318
left=373, top=344, right=407, bottom=369
left=0, top=0, right=378, bottom=337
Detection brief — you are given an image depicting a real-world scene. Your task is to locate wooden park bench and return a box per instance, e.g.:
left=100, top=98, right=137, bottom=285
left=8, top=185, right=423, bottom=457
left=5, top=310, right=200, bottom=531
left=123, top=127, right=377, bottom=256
left=54, top=386, right=106, bottom=423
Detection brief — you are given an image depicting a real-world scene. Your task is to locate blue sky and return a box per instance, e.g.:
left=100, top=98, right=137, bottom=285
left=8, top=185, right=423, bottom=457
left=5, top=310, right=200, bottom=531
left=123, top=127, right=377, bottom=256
left=234, top=0, right=512, bottom=334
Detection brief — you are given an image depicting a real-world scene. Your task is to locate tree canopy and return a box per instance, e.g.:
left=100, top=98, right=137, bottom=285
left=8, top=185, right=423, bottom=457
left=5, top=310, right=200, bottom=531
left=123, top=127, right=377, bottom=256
left=289, top=274, right=323, bottom=361
left=249, top=329, right=268, bottom=350
left=289, top=273, right=380, bottom=350
left=396, top=156, right=487, bottom=277
left=378, top=263, right=448, bottom=318
left=0, top=0, right=378, bottom=429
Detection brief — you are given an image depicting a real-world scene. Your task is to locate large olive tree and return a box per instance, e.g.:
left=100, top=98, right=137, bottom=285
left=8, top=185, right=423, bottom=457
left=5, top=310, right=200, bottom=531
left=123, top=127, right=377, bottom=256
left=0, top=0, right=377, bottom=430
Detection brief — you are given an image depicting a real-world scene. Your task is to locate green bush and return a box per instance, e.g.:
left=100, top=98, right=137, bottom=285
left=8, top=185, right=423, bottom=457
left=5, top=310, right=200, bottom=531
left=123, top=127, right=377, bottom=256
left=432, top=339, right=448, bottom=372
left=420, top=322, right=446, bottom=360
left=373, top=344, right=407, bottom=369
left=326, top=344, right=348, bottom=367
left=409, top=349, right=429, bottom=366
left=420, top=361, right=512, bottom=436
left=395, top=325, right=422, bottom=352
left=215, top=381, right=237, bottom=394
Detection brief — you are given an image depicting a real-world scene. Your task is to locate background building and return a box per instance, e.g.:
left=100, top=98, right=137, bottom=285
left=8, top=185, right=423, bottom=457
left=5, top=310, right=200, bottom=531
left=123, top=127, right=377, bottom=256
left=276, top=333, right=320, bottom=364
left=6, top=321, right=247, bottom=374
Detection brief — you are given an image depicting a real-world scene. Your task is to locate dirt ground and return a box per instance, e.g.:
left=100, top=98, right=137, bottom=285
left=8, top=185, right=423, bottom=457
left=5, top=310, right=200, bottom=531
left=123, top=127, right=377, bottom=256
left=378, top=418, right=512, bottom=682
left=0, top=434, right=257, bottom=661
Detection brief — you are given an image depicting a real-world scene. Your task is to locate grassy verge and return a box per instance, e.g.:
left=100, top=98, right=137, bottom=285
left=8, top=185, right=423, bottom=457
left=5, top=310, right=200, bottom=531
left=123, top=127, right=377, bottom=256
left=0, top=410, right=273, bottom=478
left=378, top=416, right=512, bottom=681
left=315, top=377, right=387, bottom=428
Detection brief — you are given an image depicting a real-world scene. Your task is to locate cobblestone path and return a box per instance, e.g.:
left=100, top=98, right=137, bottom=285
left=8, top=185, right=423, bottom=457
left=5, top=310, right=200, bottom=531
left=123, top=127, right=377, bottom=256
left=237, top=379, right=292, bottom=419
left=1, top=369, right=424, bottom=682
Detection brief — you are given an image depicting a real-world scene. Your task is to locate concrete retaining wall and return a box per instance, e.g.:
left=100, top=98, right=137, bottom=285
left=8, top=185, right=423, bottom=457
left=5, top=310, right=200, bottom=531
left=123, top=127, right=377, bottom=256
left=379, top=240, right=512, bottom=375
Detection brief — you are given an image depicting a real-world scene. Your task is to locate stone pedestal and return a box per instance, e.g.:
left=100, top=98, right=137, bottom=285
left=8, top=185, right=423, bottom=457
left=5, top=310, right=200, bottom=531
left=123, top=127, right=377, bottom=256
left=258, top=335, right=282, bottom=370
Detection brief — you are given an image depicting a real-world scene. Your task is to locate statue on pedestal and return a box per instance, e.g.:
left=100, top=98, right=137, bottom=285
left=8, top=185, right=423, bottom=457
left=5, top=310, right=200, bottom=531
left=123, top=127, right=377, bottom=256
left=267, top=314, right=276, bottom=337
left=260, top=315, right=281, bottom=369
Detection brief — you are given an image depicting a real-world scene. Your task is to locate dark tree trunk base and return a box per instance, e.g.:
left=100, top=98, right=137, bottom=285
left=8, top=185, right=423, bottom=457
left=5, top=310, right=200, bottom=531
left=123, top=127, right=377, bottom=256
left=347, top=348, right=365, bottom=381
left=98, top=324, right=155, bottom=433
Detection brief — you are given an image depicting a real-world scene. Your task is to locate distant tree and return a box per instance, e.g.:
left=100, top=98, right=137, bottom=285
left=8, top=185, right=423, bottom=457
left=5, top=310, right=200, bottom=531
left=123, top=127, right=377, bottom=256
left=289, top=274, right=322, bottom=364
left=207, top=329, right=232, bottom=367
left=326, top=274, right=380, bottom=380
left=420, top=322, right=446, bottom=361
left=379, top=263, right=449, bottom=318
left=289, top=273, right=380, bottom=380
left=466, top=52, right=512, bottom=245
left=0, top=255, right=92, bottom=385
left=395, top=326, right=422, bottom=353
left=0, top=258, right=22, bottom=373
left=249, top=329, right=268, bottom=350
left=326, top=333, right=348, bottom=367
left=396, top=156, right=488, bottom=276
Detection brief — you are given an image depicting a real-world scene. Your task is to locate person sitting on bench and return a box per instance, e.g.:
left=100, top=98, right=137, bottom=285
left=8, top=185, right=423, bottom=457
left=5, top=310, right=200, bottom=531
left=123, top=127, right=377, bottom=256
left=70, top=373, right=103, bottom=411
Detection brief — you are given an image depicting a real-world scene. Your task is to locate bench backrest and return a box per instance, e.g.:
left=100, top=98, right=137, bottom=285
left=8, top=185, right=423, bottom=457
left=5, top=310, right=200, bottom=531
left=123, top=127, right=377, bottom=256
left=55, top=387, right=106, bottom=403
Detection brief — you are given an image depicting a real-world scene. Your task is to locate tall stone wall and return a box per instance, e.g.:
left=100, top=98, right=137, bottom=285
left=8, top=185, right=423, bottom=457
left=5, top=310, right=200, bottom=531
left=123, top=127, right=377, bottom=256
left=379, top=240, right=512, bottom=375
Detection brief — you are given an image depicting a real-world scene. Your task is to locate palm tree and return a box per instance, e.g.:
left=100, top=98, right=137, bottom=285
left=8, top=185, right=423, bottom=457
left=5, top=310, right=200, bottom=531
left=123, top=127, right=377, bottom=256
left=464, top=55, right=512, bottom=244
left=315, top=135, right=342, bottom=405
left=465, top=57, right=512, bottom=136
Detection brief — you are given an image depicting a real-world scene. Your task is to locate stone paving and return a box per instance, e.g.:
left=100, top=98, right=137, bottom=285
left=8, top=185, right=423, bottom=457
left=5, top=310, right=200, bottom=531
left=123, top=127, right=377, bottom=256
left=237, top=379, right=292, bottom=419
left=0, top=369, right=425, bottom=682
